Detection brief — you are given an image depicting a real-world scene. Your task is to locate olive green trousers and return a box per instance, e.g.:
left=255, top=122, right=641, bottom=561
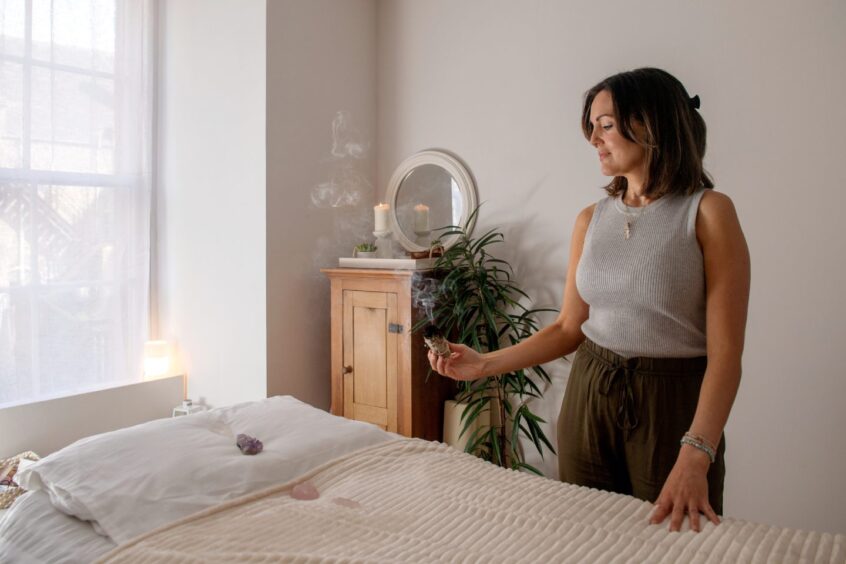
left=557, top=338, right=725, bottom=514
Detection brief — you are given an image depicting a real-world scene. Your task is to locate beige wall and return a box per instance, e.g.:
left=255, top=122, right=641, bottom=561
left=157, top=1, right=267, bottom=407
left=375, top=0, right=846, bottom=534
left=266, top=0, right=377, bottom=407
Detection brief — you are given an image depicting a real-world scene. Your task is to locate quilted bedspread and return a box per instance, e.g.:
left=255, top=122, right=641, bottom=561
left=98, top=439, right=845, bottom=563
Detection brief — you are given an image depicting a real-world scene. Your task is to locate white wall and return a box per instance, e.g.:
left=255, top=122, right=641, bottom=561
left=157, top=1, right=267, bottom=408
left=266, top=0, right=377, bottom=408
left=376, top=0, right=846, bottom=534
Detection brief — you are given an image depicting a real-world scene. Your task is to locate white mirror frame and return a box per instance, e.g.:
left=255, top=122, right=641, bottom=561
left=385, top=149, right=478, bottom=253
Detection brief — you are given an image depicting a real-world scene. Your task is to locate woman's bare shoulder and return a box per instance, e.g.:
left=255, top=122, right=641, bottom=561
left=696, top=189, right=745, bottom=245
left=698, top=189, right=738, bottom=219
left=575, top=203, right=597, bottom=231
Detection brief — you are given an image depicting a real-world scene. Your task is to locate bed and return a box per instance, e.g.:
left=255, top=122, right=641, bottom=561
left=0, top=396, right=843, bottom=563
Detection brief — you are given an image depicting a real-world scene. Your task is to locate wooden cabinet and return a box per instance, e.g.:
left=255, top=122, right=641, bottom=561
left=321, top=268, right=453, bottom=440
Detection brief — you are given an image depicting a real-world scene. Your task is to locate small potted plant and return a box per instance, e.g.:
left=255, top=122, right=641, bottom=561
left=353, top=242, right=377, bottom=258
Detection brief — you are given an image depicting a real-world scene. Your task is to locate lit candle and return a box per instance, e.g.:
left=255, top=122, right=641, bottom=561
left=374, top=202, right=390, bottom=232
left=414, top=203, right=430, bottom=232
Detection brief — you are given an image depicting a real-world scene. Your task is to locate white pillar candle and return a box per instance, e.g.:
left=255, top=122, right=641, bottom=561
left=414, top=203, right=430, bottom=232
left=374, top=203, right=390, bottom=232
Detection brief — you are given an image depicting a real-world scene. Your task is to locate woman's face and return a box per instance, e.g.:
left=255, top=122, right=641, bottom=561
left=588, top=90, right=647, bottom=180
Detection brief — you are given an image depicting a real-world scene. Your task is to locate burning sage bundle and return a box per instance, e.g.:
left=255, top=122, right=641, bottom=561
left=423, top=325, right=451, bottom=358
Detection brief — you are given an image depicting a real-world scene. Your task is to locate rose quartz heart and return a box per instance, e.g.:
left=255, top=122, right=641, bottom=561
left=331, top=497, right=360, bottom=508
left=291, top=481, right=319, bottom=500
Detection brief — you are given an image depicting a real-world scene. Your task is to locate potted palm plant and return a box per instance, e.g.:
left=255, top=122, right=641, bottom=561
left=414, top=207, right=557, bottom=474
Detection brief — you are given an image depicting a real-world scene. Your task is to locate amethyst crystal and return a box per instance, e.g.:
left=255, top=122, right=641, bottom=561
left=236, top=433, right=263, bottom=455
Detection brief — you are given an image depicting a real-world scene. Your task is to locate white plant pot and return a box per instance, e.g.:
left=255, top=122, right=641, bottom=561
left=443, top=399, right=491, bottom=452
left=353, top=250, right=377, bottom=258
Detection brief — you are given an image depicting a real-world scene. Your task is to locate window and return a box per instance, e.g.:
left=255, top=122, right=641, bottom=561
left=0, top=0, right=154, bottom=406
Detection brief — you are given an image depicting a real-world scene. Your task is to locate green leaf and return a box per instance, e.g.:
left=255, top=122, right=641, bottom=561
left=515, top=461, right=544, bottom=476
left=489, top=427, right=503, bottom=466
left=459, top=400, right=489, bottom=438
left=524, top=413, right=555, bottom=454
left=511, top=410, right=523, bottom=453
left=462, top=425, right=489, bottom=455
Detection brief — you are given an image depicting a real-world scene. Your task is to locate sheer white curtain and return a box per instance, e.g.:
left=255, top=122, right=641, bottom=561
left=0, top=0, right=155, bottom=406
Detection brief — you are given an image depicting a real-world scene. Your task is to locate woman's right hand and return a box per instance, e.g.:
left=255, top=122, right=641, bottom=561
left=427, top=342, right=486, bottom=381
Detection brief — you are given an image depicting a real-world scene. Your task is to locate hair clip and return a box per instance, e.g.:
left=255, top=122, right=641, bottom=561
left=689, top=95, right=701, bottom=109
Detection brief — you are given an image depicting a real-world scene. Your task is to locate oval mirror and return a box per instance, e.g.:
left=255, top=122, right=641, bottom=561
left=385, top=150, right=478, bottom=253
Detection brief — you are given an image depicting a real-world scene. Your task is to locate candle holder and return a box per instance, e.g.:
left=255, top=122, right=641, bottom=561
left=414, top=229, right=432, bottom=247
left=373, top=230, right=393, bottom=258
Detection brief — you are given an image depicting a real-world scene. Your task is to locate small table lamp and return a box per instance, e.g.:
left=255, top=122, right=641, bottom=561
left=143, top=340, right=171, bottom=379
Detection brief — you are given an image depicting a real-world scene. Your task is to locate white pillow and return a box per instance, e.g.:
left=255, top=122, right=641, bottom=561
left=16, top=395, right=396, bottom=544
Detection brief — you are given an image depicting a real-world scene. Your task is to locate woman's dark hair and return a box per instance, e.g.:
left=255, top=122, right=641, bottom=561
left=581, top=67, right=714, bottom=198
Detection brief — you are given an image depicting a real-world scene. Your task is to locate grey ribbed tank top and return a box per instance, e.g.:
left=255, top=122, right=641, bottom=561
left=576, top=189, right=707, bottom=358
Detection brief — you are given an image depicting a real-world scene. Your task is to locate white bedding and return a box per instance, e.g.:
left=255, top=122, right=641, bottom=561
left=4, top=395, right=844, bottom=564
left=99, top=439, right=846, bottom=564
left=5, top=395, right=395, bottom=556
left=0, top=491, right=116, bottom=564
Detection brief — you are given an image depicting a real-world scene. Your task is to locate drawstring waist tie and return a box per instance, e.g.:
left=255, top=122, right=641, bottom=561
left=580, top=339, right=707, bottom=434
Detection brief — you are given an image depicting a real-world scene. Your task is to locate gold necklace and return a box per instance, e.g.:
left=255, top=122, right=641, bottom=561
left=613, top=197, right=647, bottom=240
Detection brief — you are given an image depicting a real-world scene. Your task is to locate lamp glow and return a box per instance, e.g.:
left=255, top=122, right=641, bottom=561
left=144, top=340, right=171, bottom=379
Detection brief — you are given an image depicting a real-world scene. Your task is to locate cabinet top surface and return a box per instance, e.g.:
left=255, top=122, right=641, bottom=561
left=321, top=268, right=433, bottom=280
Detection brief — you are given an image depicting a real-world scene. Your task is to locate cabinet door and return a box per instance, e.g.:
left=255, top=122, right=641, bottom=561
left=342, top=290, right=398, bottom=432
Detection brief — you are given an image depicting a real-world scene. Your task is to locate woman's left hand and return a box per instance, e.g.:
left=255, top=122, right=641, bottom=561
left=649, top=446, right=721, bottom=532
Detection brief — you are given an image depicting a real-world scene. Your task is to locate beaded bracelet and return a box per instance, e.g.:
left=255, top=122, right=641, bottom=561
left=680, top=433, right=716, bottom=464
left=684, top=432, right=716, bottom=452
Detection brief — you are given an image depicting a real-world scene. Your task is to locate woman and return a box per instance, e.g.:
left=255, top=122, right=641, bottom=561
left=428, top=68, right=750, bottom=533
